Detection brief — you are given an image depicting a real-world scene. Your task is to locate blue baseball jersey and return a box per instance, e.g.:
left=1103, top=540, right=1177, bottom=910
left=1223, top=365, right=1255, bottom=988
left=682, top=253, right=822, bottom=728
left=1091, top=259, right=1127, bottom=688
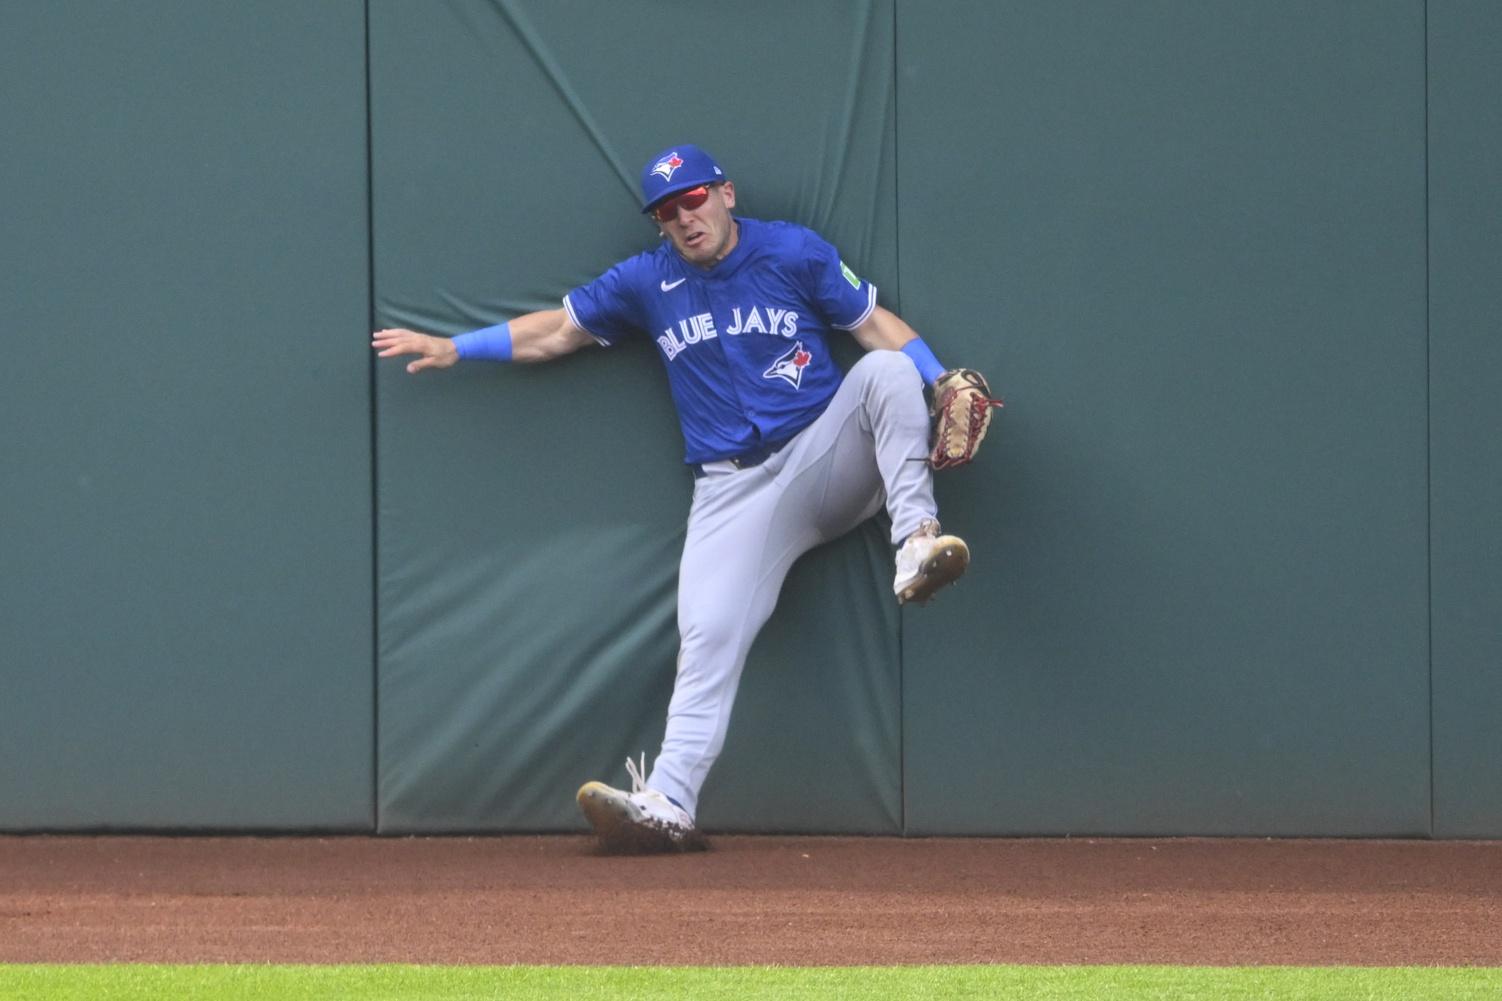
left=563, top=217, right=878, bottom=464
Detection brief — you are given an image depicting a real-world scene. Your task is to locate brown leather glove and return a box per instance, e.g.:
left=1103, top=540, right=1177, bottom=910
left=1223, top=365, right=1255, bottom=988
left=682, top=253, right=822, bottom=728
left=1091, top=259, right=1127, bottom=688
left=929, top=369, right=1003, bottom=469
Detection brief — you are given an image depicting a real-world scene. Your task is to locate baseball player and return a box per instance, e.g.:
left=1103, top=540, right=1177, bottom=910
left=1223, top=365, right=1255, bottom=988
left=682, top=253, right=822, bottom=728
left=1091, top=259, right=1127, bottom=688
left=373, top=145, right=997, bottom=853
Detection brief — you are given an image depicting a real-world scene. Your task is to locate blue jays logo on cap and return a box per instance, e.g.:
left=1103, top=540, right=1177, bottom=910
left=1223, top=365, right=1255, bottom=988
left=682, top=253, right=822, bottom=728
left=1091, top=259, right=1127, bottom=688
left=641, top=143, right=726, bottom=213
left=651, top=152, right=685, bottom=182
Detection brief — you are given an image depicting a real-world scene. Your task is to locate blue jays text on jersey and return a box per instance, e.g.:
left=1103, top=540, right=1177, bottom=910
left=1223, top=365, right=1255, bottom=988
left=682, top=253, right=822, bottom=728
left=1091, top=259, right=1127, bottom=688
left=563, top=218, right=877, bottom=464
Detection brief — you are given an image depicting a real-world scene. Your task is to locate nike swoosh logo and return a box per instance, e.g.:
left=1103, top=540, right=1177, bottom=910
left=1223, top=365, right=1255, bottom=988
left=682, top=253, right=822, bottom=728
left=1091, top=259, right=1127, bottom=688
left=660, top=278, right=687, bottom=291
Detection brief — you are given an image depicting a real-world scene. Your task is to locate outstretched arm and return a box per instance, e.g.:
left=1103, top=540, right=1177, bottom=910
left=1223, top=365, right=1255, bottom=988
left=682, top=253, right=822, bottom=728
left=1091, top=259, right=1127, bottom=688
left=372, top=308, right=596, bottom=374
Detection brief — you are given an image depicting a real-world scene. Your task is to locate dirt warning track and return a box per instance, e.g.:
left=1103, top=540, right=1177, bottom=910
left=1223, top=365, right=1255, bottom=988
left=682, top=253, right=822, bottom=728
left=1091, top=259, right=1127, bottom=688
left=2, top=835, right=1499, bottom=966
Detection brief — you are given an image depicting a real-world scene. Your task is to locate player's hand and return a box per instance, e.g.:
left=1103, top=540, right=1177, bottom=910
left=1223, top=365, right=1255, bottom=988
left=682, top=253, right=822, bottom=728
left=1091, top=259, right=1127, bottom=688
left=371, top=328, right=459, bottom=374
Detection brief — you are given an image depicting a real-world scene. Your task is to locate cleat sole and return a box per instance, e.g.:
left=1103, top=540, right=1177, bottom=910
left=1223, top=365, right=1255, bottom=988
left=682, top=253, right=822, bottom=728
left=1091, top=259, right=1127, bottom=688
left=897, top=536, right=970, bottom=605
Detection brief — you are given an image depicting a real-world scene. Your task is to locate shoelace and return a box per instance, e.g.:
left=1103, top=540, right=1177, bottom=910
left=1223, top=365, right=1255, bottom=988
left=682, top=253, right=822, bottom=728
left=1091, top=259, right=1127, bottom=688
left=623, top=752, right=694, bottom=834
left=625, top=752, right=649, bottom=795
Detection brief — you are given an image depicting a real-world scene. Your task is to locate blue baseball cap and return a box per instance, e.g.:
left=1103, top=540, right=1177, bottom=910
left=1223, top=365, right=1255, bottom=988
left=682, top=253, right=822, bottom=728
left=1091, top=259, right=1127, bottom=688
left=640, top=144, right=726, bottom=213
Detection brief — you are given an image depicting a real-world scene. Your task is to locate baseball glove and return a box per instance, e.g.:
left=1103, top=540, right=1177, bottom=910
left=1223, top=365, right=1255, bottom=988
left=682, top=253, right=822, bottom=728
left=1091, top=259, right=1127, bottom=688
left=929, top=368, right=1003, bottom=469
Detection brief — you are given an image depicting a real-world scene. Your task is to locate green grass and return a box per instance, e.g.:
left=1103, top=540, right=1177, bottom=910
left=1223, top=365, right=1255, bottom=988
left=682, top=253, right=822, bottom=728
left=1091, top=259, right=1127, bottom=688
left=2, top=965, right=1500, bottom=1000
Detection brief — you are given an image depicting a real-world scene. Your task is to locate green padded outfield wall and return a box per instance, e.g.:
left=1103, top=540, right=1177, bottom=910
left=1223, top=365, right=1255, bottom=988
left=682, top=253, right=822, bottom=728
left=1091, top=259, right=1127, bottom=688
left=1430, top=0, right=1502, bottom=838
left=0, top=2, right=373, bottom=828
left=5, top=1, right=1499, bottom=837
left=370, top=0, right=904, bottom=833
left=896, top=1, right=1431, bottom=835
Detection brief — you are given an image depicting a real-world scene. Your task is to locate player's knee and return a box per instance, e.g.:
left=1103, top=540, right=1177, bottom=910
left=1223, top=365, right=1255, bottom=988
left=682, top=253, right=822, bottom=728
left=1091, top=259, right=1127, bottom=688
left=678, top=615, right=742, bottom=665
left=850, top=350, right=924, bottom=414
left=851, top=348, right=919, bottom=389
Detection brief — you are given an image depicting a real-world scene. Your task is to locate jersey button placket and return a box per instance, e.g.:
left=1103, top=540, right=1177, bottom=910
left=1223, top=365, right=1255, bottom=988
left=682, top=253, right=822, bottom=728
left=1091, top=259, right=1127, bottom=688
left=704, top=284, right=761, bottom=452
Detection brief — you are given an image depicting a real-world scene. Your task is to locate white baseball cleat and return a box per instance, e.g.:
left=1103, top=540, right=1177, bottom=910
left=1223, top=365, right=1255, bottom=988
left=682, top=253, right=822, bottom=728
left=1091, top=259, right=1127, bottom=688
left=893, top=518, right=970, bottom=605
left=577, top=754, right=707, bottom=854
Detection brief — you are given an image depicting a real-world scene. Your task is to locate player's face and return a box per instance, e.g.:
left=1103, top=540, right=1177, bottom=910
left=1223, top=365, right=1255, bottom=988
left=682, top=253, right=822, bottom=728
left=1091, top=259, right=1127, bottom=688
left=655, top=181, right=738, bottom=267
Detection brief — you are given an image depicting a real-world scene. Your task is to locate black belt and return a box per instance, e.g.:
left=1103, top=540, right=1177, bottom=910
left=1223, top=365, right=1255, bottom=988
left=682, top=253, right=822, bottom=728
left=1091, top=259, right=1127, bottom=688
left=691, top=437, right=792, bottom=479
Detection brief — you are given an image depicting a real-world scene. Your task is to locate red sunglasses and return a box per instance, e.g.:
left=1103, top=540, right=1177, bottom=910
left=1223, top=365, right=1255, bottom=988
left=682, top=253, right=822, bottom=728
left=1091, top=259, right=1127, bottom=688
left=651, top=185, right=713, bottom=223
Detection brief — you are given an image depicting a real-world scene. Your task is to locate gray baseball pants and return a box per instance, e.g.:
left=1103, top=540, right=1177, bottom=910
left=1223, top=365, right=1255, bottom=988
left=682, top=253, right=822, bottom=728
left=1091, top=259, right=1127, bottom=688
left=647, top=349, right=936, bottom=818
